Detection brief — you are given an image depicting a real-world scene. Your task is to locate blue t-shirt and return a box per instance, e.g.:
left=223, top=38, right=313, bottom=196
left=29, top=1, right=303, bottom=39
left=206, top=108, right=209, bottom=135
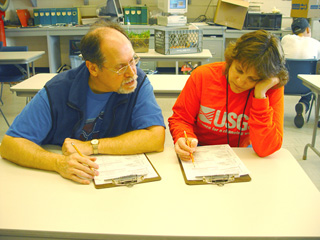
left=7, top=83, right=165, bottom=144
left=77, top=87, right=111, bottom=141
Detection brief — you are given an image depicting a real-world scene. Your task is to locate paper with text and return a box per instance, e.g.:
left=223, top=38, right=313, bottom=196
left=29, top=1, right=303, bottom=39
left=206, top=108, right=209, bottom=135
left=180, top=145, right=250, bottom=181
left=94, top=154, right=158, bottom=185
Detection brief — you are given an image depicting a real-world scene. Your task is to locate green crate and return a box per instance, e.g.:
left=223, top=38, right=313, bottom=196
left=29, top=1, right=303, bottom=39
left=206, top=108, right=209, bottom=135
left=154, top=27, right=203, bottom=55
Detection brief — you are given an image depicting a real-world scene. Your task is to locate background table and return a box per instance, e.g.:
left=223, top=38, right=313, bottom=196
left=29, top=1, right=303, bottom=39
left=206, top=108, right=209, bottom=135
left=0, top=51, right=45, bottom=78
left=11, top=73, right=189, bottom=98
left=1, top=146, right=320, bottom=239
left=298, top=74, right=320, bottom=159
left=139, top=49, right=212, bottom=74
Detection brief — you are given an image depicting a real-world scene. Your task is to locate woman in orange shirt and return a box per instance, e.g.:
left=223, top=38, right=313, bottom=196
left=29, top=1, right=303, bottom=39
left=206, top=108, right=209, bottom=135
left=168, top=30, right=289, bottom=159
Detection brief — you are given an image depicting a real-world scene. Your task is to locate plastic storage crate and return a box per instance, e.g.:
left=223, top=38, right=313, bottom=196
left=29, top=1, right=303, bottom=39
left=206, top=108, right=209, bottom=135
left=154, top=27, right=203, bottom=55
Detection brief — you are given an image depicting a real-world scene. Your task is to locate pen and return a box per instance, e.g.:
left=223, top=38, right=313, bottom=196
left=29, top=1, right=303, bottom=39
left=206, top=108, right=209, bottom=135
left=71, top=142, right=95, bottom=173
left=184, top=131, right=195, bottom=167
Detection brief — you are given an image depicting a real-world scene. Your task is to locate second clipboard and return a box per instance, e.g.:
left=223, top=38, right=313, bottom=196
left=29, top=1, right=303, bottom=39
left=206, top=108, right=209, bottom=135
left=177, top=145, right=251, bottom=186
left=178, top=158, right=251, bottom=186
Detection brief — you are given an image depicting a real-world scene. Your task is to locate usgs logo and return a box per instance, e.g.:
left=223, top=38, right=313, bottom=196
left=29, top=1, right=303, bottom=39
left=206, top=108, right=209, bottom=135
left=199, top=106, right=249, bottom=131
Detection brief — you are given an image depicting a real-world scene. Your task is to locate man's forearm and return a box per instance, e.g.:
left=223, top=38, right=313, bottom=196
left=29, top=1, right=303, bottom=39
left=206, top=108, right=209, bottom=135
left=0, top=135, right=63, bottom=172
left=97, top=126, right=165, bottom=155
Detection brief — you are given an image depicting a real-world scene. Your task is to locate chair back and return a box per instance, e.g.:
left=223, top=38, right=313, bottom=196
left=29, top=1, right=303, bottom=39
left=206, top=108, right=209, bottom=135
left=284, top=58, right=318, bottom=95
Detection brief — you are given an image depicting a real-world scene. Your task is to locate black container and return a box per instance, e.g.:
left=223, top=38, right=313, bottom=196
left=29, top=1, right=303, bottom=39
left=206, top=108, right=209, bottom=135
left=243, top=13, right=282, bottom=30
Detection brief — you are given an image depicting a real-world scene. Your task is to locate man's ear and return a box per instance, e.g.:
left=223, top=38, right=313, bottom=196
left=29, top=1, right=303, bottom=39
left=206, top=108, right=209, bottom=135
left=86, top=61, right=99, bottom=77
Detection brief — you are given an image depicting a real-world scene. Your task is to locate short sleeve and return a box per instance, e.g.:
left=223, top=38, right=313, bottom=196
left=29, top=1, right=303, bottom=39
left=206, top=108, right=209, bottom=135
left=130, top=77, right=165, bottom=130
left=6, top=88, right=52, bottom=145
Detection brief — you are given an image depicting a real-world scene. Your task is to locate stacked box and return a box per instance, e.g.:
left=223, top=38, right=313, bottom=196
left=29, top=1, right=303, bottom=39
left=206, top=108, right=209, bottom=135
left=33, top=9, right=40, bottom=25
left=291, top=0, right=320, bottom=18
left=33, top=7, right=79, bottom=26
left=154, top=27, right=203, bottom=55
left=50, top=9, right=57, bottom=25
left=124, top=6, right=148, bottom=25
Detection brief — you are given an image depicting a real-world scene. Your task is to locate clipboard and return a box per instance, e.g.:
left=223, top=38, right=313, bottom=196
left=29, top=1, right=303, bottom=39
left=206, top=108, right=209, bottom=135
left=93, top=154, right=161, bottom=189
left=177, top=145, right=251, bottom=186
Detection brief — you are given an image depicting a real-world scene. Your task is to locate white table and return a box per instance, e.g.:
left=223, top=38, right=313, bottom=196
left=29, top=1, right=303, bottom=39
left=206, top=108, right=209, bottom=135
left=0, top=51, right=45, bottom=78
left=149, top=74, right=188, bottom=97
left=11, top=73, right=189, bottom=98
left=298, top=74, right=320, bottom=159
left=0, top=146, right=320, bottom=239
left=139, top=49, right=212, bottom=74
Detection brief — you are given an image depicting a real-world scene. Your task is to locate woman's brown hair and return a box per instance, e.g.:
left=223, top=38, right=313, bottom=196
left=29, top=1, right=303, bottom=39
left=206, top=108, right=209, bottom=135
left=224, top=30, right=288, bottom=87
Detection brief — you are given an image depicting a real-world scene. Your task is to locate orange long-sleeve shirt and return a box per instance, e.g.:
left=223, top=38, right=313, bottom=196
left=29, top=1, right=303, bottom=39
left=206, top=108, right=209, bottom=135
left=168, top=62, right=284, bottom=157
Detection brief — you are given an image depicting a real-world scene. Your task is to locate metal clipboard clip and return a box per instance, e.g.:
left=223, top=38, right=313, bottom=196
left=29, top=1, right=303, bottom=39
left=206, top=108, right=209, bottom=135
left=110, top=174, right=145, bottom=187
left=201, top=174, right=238, bottom=187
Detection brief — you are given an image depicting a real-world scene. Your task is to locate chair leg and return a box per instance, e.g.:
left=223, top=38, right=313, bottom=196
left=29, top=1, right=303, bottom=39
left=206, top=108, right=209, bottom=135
left=306, top=92, right=316, bottom=123
left=0, top=82, right=3, bottom=105
left=0, top=107, right=10, bottom=127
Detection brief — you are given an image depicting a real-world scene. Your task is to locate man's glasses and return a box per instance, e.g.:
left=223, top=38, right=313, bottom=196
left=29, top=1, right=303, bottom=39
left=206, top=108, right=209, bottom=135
left=102, top=54, right=140, bottom=75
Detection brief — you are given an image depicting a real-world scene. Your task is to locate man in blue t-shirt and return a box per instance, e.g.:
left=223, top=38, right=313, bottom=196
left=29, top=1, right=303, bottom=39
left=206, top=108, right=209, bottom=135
left=1, top=20, right=165, bottom=185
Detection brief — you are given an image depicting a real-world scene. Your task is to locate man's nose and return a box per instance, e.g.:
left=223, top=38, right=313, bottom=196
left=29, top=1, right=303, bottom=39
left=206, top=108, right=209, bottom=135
left=124, top=64, right=136, bottom=77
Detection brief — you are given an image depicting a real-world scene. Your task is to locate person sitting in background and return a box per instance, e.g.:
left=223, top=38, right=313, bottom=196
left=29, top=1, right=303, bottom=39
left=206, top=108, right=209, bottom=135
left=0, top=20, right=165, bottom=184
left=281, top=18, right=320, bottom=128
left=169, top=30, right=288, bottom=160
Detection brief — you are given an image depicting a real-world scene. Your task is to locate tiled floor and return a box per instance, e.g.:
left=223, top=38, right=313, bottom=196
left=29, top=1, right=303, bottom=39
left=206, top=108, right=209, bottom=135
left=1, top=82, right=319, bottom=191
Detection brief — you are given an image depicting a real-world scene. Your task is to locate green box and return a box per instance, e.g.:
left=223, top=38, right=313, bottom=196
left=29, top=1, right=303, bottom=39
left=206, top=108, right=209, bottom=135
left=136, top=7, right=142, bottom=24
left=71, top=8, right=79, bottom=25
left=130, top=7, right=137, bottom=25
left=50, top=8, right=57, bottom=25
left=66, top=8, right=72, bottom=24
left=56, top=8, right=63, bottom=24
left=140, top=6, right=148, bottom=25
left=33, top=9, right=40, bottom=26
left=123, top=6, right=131, bottom=25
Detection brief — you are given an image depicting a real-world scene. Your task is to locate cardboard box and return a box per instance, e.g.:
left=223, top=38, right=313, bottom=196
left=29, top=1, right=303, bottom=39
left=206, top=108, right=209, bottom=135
left=291, top=0, right=320, bottom=18
left=214, top=0, right=249, bottom=30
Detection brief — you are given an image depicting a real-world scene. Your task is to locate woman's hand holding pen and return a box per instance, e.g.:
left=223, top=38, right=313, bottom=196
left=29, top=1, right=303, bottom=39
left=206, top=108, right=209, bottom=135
left=174, top=137, right=198, bottom=161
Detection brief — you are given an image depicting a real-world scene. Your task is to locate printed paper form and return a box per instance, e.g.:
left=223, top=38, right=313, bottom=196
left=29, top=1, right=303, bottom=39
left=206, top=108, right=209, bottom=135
left=94, top=154, right=158, bottom=185
left=180, top=144, right=250, bottom=181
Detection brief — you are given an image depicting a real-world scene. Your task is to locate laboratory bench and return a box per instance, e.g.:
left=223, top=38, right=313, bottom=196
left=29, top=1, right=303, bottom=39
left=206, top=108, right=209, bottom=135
left=4, top=25, right=291, bottom=73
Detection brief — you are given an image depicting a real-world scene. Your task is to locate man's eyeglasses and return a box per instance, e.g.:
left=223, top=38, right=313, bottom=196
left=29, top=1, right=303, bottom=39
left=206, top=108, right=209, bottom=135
left=102, top=54, right=140, bottom=75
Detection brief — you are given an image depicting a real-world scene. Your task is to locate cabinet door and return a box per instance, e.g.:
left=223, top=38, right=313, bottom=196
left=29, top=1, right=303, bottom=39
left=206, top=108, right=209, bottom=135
left=203, top=36, right=224, bottom=63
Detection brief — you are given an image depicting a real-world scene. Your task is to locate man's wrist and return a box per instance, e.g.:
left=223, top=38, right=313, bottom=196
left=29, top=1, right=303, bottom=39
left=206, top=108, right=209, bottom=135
left=90, top=139, right=99, bottom=155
